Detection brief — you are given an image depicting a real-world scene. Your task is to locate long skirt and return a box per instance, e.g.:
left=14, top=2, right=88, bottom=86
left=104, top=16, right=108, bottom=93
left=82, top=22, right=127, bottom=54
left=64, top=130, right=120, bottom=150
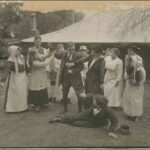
left=104, top=79, right=122, bottom=107
left=4, top=71, right=28, bottom=113
left=122, top=81, right=144, bottom=117
left=28, top=88, right=49, bottom=106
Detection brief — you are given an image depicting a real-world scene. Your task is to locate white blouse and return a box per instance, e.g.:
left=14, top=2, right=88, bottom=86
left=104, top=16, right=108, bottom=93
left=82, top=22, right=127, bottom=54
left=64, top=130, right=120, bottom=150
left=28, top=57, right=52, bottom=91
left=104, top=56, right=123, bottom=82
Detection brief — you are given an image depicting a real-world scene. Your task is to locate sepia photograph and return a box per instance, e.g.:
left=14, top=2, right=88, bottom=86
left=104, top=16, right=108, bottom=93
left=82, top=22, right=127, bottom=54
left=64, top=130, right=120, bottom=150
left=0, top=0, right=150, bottom=148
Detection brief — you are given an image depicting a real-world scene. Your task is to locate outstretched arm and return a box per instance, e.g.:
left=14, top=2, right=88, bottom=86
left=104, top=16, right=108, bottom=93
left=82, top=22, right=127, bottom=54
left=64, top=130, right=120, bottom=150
left=75, top=54, right=91, bottom=64
left=71, top=63, right=84, bottom=75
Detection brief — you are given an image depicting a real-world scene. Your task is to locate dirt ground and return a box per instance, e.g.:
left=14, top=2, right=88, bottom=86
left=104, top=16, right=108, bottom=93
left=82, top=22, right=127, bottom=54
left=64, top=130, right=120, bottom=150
left=0, top=81, right=150, bottom=147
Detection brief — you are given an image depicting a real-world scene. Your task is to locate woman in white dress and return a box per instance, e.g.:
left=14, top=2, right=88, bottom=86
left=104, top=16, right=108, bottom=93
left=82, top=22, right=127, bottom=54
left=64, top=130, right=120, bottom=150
left=0, top=45, right=28, bottom=113
left=104, top=48, right=123, bottom=110
left=123, top=50, right=146, bottom=122
left=48, top=44, right=64, bottom=102
left=103, top=48, right=112, bottom=62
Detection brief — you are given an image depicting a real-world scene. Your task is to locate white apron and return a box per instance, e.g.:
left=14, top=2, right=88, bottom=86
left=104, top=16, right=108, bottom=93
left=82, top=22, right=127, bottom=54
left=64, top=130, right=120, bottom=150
left=5, top=71, right=28, bottom=112
left=123, top=67, right=146, bottom=117
left=104, top=79, right=122, bottom=107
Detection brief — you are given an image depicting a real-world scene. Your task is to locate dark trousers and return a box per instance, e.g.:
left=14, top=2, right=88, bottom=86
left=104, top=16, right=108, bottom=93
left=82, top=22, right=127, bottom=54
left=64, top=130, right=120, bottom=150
left=62, top=108, right=91, bottom=125
left=83, top=79, right=104, bottom=109
left=62, top=75, right=83, bottom=112
left=82, top=98, right=93, bottom=110
left=61, top=108, right=99, bottom=127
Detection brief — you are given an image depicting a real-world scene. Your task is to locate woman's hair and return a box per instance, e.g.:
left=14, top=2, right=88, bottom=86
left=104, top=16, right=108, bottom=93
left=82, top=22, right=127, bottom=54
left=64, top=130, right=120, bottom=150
left=127, top=45, right=141, bottom=54
left=95, top=95, right=108, bottom=107
left=56, top=43, right=64, bottom=50
left=126, top=56, right=134, bottom=76
left=90, top=44, right=102, bottom=54
left=112, top=47, right=120, bottom=56
left=34, top=35, right=41, bottom=42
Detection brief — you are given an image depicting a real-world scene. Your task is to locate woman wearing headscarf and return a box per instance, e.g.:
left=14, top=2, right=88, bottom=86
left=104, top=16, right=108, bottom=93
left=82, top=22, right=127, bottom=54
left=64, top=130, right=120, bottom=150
left=0, top=45, right=28, bottom=113
left=27, top=35, right=52, bottom=112
left=123, top=53, right=146, bottom=122
left=104, top=48, right=123, bottom=110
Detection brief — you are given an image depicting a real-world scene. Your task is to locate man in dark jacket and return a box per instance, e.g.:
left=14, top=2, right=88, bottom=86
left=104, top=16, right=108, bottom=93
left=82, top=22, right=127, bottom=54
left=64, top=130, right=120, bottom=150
left=72, top=44, right=105, bottom=109
left=49, top=93, right=118, bottom=138
left=76, top=44, right=105, bottom=94
left=55, top=42, right=84, bottom=113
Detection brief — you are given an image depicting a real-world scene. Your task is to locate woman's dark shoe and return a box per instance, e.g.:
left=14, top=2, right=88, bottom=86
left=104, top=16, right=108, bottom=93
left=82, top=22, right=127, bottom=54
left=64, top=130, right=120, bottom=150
left=49, top=118, right=61, bottom=124
left=35, top=106, right=41, bottom=112
left=59, top=99, right=64, bottom=105
left=126, top=115, right=132, bottom=120
left=111, top=107, right=122, bottom=111
left=133, top=117, right=139, bottom=122
left=60, top=109, right=68, bottom=114
left=115, top=107, right=122, bottom=111
left=52, top=97, right=56, bottom=103
left=49, top=97, right=52, bottom=102
left=59, top=98, right=71, bottom=105
left=29, top=104, right=35, bottom=111
left=126, top=116, right=138, bottom=121
left=42, top=104, right=49, bottom=109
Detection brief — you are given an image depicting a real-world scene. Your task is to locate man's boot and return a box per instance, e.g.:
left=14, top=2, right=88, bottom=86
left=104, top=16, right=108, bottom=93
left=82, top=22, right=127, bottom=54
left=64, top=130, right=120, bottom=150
left=60, top=99, right=68, bottom=114
left=78, top=100, right=82, bottom=113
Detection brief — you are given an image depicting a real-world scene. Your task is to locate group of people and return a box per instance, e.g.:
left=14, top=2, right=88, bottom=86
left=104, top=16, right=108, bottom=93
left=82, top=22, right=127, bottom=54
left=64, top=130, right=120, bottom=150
left=0, top=34, right=146, bottom=137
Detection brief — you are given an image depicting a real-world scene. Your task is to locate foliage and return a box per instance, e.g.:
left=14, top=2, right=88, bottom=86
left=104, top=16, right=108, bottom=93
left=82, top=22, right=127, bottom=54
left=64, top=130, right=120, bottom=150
left=111, top=8, right=150, bottom=40
left=0, top=2, right=23, bottom=38
left=0, top=2, right=84, bottom=57
left=0, top=3, right=84, bottom=39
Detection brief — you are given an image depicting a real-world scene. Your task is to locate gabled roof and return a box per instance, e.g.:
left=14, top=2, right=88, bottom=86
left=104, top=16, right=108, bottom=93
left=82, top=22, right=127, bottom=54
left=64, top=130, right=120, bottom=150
left=22, top=9, right=150, bottom=43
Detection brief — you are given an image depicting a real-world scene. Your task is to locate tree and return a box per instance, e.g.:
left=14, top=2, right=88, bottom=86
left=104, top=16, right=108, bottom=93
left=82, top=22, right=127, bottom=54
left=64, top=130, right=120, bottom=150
left=0, top=3, right=84, bottom=39
left=0, top=2, right=23, bottom=38
left=110, top=8, right=150, bottom=41
left=10, top=9, right=84, bottom=39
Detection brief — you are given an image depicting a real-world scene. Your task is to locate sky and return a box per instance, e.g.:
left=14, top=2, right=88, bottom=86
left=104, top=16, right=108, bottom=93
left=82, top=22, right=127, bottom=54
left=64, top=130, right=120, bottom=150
left=1, top=1, right=150, bottom=13
left=21, top=1, right=150, bottom=12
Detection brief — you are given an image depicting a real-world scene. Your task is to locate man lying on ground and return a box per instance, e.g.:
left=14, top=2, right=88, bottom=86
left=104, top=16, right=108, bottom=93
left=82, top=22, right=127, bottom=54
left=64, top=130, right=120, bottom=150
left=49, top=93, right=118, bottom=138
